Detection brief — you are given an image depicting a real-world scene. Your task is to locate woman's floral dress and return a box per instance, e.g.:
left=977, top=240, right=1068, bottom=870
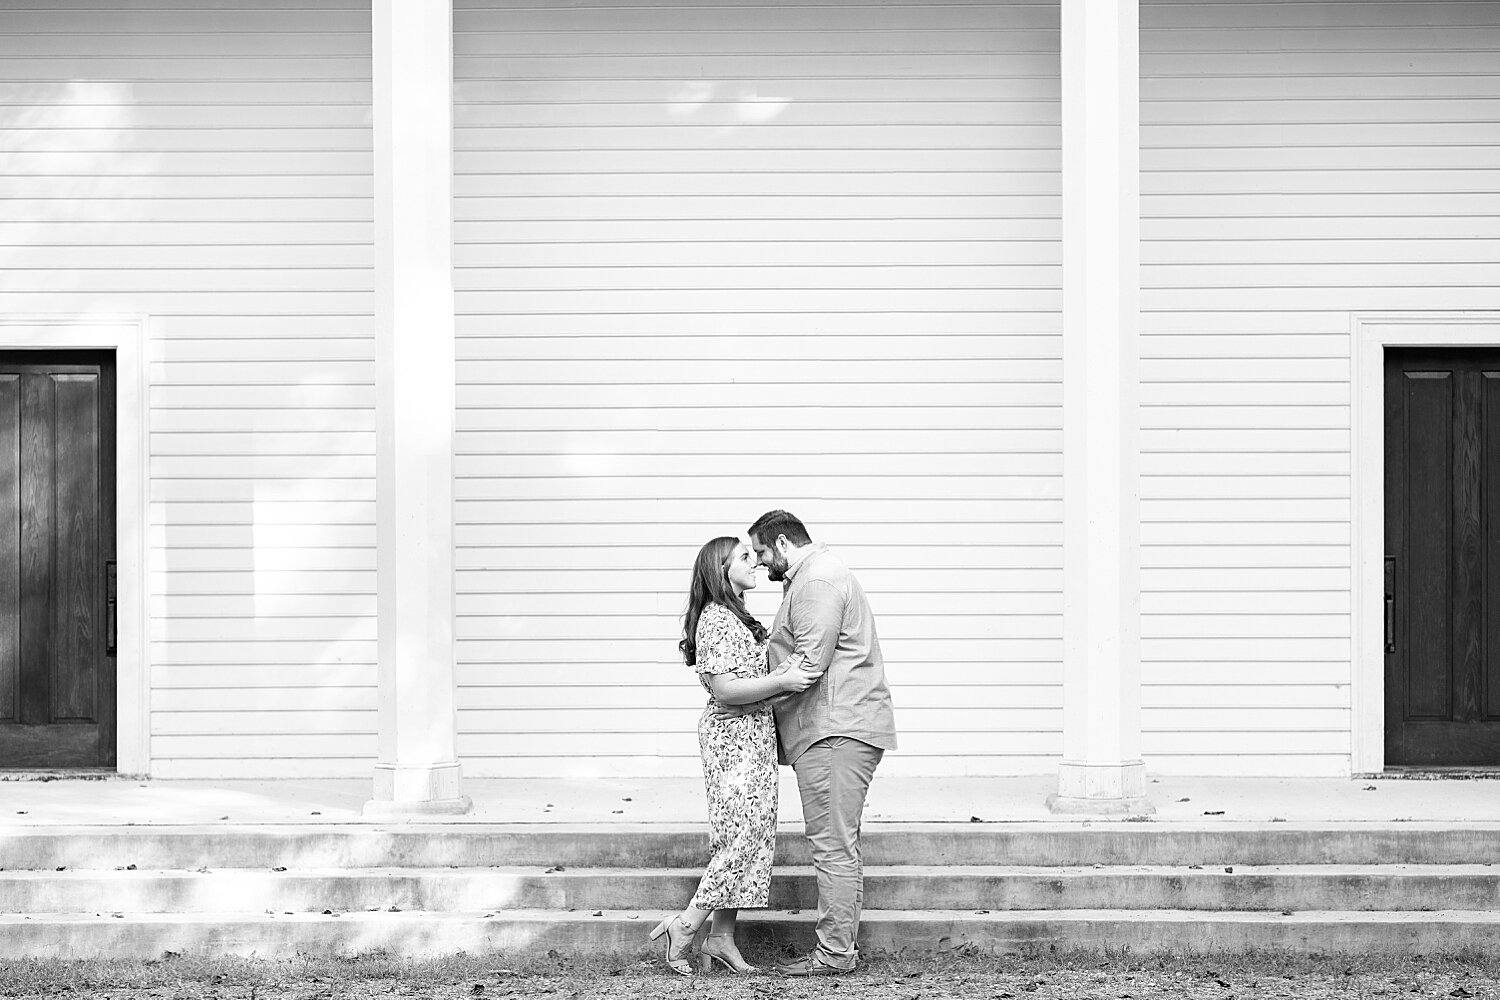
left=690, top=602, right=778, bottom=910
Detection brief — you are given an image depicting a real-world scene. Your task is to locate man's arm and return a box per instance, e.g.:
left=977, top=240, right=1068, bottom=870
left=781, top=579, right=843, bottom=677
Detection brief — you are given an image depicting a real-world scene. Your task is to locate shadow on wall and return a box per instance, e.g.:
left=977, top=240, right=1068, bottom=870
left=665, top=80, right=792, bottom=131
left=0, top=81, right=148, bottom=275
left=150, top=365, right=379, bottom=777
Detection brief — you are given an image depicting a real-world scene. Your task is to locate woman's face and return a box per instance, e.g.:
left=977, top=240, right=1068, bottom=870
left=725, top=542, right=759, bottom=596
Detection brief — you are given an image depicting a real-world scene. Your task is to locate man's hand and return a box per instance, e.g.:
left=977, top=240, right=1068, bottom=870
left=710, top=700, right=759, bottom=722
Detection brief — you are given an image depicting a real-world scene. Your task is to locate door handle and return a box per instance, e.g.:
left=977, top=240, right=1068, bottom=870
left=106, top=560, right=118, bottom=655
left=1384, top=556, right=1396, bottom=654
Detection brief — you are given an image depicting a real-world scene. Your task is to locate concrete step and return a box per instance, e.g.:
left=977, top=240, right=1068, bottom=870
left=6, top=864, right=1500, bottom=915
left=6, top=823, right=1500, bottom=870
left=7, top=907, right=1500, bottom=960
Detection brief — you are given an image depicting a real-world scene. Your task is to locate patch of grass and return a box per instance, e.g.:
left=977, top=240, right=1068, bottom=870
left=3, top=947, right=1500, bottom=999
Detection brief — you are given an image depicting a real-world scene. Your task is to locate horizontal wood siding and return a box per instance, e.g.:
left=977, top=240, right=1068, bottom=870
left=1139, top=0, right=1500, bottom=775
left=452, top=0, right=1063, bottom=777
left=10, top=0, right=1489, bottom=780
left=1, top=0, right=376, bottom=777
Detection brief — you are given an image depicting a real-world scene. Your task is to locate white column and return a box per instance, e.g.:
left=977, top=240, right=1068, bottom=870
left=1048, top=0, right=1151, bottom=815
left=366, top=0, right=470, bottom=816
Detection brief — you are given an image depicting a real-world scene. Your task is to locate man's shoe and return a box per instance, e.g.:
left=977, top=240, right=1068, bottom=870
left=776, top=954, right=853, bottom=977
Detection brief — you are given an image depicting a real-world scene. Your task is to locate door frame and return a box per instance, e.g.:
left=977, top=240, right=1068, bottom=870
left=0, top=318, right=146, bottom=774
left=1353, top=312, right=1500, bottom=774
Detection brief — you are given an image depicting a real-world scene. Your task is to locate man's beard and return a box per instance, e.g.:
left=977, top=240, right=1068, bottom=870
left=766, top=553, right=790, bottom=582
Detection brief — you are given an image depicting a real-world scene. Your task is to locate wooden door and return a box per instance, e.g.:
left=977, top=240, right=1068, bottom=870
left=0, top=352, right=116, bottom=769
left=1385, top=347, right=1500, bottom=766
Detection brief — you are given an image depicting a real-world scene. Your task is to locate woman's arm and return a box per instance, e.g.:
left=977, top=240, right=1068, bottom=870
left=707, top=666, right=817, bottom=705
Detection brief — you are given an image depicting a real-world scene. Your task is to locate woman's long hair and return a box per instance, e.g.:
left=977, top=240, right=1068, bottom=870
left=680, top=536, right=768, bottom=666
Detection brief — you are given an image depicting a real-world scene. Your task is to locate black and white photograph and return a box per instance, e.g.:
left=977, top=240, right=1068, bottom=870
left=2, top=1, right=1499, bottom=996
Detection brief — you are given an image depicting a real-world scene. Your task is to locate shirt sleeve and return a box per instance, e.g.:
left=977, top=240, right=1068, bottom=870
left=695, top=606, right=741, bottom=677
left=786, top=579, right=843, bottom=676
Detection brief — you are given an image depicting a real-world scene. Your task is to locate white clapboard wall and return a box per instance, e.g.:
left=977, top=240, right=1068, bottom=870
left=0, top=0, right=378, bottom=777
left=6, top=0, right=1495, bottom=780
left=451, top=0, right=1065, bottom=777
left=1138, top=0, right=1500, bottom=775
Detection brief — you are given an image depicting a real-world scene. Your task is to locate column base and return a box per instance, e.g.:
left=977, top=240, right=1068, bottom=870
left=1046, top=760, right=1155, bottom=815
left=365, top=761, right=472, bottom=817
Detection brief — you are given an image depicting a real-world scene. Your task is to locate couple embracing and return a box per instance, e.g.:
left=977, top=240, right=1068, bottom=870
left=649, top=510, right=898, bottom=977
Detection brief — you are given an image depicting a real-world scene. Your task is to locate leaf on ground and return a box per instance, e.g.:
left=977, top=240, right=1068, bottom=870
left=545, top=866, right=566, bottom=874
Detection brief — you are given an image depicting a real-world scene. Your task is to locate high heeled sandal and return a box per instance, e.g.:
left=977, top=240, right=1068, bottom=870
left=698, top=935, right=759, bottom=975
left=647, top=915, right=703, bottom=976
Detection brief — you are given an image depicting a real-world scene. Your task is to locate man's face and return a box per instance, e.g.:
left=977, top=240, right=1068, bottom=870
left=750, top=533, right=790, bottom=582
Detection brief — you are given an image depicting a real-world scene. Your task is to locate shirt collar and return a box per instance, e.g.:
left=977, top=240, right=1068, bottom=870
left=782, top=543, right=824, bottom=583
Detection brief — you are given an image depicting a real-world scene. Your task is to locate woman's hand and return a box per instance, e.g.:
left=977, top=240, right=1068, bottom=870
left=777, top=665, right=820, bottom=694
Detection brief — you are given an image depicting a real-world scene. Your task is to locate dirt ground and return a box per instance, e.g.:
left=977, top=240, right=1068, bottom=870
left=3, top=949, right=1498, bottom=1000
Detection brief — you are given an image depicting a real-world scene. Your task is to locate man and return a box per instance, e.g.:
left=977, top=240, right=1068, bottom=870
left=747, top=510, right=897, bottom=976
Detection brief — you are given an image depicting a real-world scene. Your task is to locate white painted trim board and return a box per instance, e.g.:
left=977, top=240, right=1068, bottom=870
left=1351, top=312, right=1500, bottom=774
left=0, top=317, right=149, bottom=774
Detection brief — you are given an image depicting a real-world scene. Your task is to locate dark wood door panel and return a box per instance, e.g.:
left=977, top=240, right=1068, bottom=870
left=0, top=354, right=115, bottom=769
left=1386, top=348, right=1500, bottom=766
left=0, top=374, right=16, bottom=729
left=53, top=373, right=102, bottom=723
left=1400, top=369, right=1453, bottom=721
left=1399, top=721, right=1500, bottom=767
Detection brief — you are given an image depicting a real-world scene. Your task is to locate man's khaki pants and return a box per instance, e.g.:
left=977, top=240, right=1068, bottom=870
left=790, top=736, right=884, bottom=970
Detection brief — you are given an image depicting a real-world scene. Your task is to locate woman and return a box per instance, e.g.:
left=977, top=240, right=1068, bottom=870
left=649, top=536, right=819, bottom=975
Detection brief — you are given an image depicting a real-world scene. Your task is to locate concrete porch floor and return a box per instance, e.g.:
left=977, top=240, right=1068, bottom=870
left=2, top=772, right=1499, bottom=829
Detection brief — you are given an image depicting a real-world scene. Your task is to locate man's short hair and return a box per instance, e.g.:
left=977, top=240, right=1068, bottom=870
left=748, top=509, right=812, bottom=547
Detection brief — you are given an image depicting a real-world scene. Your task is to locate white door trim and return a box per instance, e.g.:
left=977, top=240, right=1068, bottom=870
left=0, top=317, right=148, bottom=774
left=1351, top=312, right=1500, bottom=774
